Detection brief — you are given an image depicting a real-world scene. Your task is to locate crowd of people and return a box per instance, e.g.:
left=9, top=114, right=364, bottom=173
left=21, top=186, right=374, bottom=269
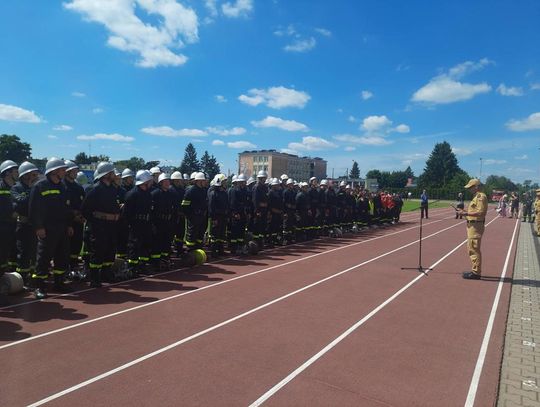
left=495, top=191, right=538, bottom=223
left=0, top=158, right=406, bottom=303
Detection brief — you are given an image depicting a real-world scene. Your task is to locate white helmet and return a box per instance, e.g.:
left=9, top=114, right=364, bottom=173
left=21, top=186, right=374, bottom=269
left=194, top=172, right=206, bottom=181
left=257, top=170, right=268, bottom=178
left=183, top=173, right=189, bottom=180
left=320, top=179, right=328, bottom=186
left=65, top=160, right=79, bottom=172
left=309, top=177, right=317, bottom=184
left=94, top=162, right=115, bottom=181
left=122, top=168, right=135, bottom=179
left=214, top=173, right=226, bottom=186
left=286, top=178, right=294, bottom=185
left=158, top=173, right=170, bottom=183
left=247, top=177, right=255, bottom=185
left=149, top=166, right=161, bottom=175
left=270, top=178, right=280, bottom=186
left=280, top=174, right=289, bottom=181
left=18, top=161, right=39, bottom=178
left=345, top=184, right=351, bottom=189
left=237, top=174, right=247, bottom=182
left=190, top=172, right=198, bottom=180
left=0, top=160, right=18, bottom=175
left=45, top=157, right=68, bottom=175
left=135, top=170, right=153, bottom=185
left=171, top=171, right=183, bottom=180
left=231, top=174, right=238, bottom=183
left=339, top=180, right=347, bottom=187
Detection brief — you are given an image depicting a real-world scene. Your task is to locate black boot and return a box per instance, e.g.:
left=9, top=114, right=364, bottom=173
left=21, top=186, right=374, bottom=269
left=90, top=269, right=102, bottom=288
left=33, top=279, right=48, bottom=299
left=53, top=274, right=72, bottom=293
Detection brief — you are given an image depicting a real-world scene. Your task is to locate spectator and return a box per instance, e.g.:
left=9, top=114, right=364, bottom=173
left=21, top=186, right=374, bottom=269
left=420, top=189, right=428, bottom=219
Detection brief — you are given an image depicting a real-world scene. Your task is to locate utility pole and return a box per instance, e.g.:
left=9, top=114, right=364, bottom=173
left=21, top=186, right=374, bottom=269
left=479, top=157, right=483, bottom=181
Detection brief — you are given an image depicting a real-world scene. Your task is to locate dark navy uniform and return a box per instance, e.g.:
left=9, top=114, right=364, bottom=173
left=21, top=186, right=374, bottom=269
left=182, top=184, right=207, bottom=250
left=116, top=185, right=129, bottom=259
left=170, top=184, right=185, bottom=254
left=151, top=186, right=177, bottom=269
left=252, top=182, right=268, bottom=244
left=283, top=187, right=296, bottom=243
left=64, top=178, right=85, bottom=268
left=0, top=179, right=17, bottom=277
left=229, top=185, right=248, bottom=253
left=11, top=180, right=36, bottom=282
left=267, top=188, right=283, bottom=245
left=208, top=186, right=229, bottom=255
left=295, top=190, right=309, bottom=241
left=29, top=177, right=72, bottom=288
left=81, top=182, right=120, bottom=284
left=124, top=186, right=153, bottom=273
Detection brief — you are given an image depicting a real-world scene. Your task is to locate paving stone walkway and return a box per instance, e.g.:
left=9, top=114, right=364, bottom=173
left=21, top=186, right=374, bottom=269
left=498, top=222, right=540, bottom=407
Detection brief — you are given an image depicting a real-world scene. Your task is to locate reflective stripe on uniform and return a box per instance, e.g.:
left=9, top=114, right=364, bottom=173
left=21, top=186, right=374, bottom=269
left=181, top=200, right=191, bottom=206
left=41, top=189, right=61, bottom=196
left=128, top=259, right=139, bottom=265
left=89, top=263, right=102, bottom=269
left=32, top=273, right=48, bottom=279
left=103, top=262, right=114, bottom=267
left=52, top=269, right=65, bottom=275
left=150, top=254, right=161, bottom=259
left=0, top=190, right=10, bottom=195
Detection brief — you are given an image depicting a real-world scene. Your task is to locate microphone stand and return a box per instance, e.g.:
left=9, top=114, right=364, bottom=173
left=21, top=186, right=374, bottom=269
left=401, top=203, right=433, bottom=275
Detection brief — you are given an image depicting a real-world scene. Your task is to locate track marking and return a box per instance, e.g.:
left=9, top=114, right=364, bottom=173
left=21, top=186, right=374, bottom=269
left=464, top=217, right=519, bottom=407
left=0, top=215, right=456, bottom=350
left=248, top=216, right=501, bottom=406
left=0, top=207, right=451, bottom=312
left=26, top=217, right=465, bottom=406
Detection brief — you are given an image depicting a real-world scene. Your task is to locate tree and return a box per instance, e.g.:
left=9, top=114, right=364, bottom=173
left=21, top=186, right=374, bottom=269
left=114, top=156, right=146, bottom=170
left=365, top=169, right=381, bottom=181
left=179, top=143, right=200, bottom=175
left=74, top=152, right=109, bottom=165
left=143, top=160, right=160, bottom=170
left=419, top=141, right=461, bottom=187
left=349, top=161, right=360, bottom=179
left=389, top=170, right=408, bottom=188
left=200, top=150, right=221, bottom=179
left=404, top=166, right=414, bottom=179
left=484, top=175, right=516, bottom=192
left=0, top=134, right=32, bottom=163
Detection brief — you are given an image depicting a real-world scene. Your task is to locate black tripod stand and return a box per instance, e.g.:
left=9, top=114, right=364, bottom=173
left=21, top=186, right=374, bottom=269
left=401, top=205, right=432, bottom=275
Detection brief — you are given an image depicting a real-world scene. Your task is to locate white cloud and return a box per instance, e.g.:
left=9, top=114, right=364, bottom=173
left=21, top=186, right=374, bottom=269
left=402, top=159, right=413, bottom=166
left=506, top=112, right=540, bottom=131
left=222, top=0, right=253, bottom=18
left=284, top=37, right=316, bottom=53
left=361, top=115, right=392, bottom=133
left=452, top=147, right=473, bottom=156
left=204, top=0, right=218, bottom=17
left=280, top=148, right=299, bottom=155
left=92, top=107, right=104, bottom=114
left=72, top=91, right=86, bottom=97
left=206, top=126, right=246, bottom=136
left=141, top=126, right=207, bottom=137
left=239, top=86, right=310, bottom=109
left=77, top=133, right=134, bottom=142
left=215, top=95, right=227, bottom=103
left=333, top=133, right=392, bottom=146
left=315, top=27, right=332, bottom=37
left=497, top=83, right=524, bottom=96
left=361, top=90, right=373, bottom=100
left=53, top=124, right=73, bottom=131
left=288, top=136, right=337, bottom=152
left=212, top=139, right=225, bottom=146
left=344, top=146, right=356, bottom=152
left=273, top=24, right=296, bottom=37
left=251, top=116, right=308, bottom=132
left=484, top=159, right=507, bottom=165
left=0, top=103, right=41, bottom=123
left=47, top=135, right=59, bottom=139
left=348, top=115, right=357, bottom=123
left=227, top=140, right=256, bottom=149
left=394, top=124, right=410, bottom=133
left=412, top=58, right=493, bottom=104
left=515, top=154, right=528, bottom=160
left=531, top=83, right=540, bottom=91
left=64, top=0, right=199, bottom=68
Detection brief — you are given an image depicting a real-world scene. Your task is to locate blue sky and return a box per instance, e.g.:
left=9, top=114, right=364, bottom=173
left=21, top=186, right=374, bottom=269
left=0, top=0, right=539, bottom=182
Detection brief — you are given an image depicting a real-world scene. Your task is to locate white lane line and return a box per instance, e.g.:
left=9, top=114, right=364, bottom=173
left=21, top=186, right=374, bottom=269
left=0, top=216, right=456, bottom=351
left=249, top=216, right=500, bottom=407
left=26, top=218, right=464, bottom=406
left=0, top=207, right=451, bottom=312
left=464, top=217, right=519, bottom=407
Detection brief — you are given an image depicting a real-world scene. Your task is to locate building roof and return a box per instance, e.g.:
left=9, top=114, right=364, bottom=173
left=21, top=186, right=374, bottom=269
left=239, top=149, right=326, bottom=162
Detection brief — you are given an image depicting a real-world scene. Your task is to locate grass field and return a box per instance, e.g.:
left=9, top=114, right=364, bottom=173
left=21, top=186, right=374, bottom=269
left=401, top=199, right=454, bottom=212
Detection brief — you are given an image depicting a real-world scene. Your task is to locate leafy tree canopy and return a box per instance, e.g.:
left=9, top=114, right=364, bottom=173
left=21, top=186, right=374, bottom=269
left=0, top=134, right=32, bottom=163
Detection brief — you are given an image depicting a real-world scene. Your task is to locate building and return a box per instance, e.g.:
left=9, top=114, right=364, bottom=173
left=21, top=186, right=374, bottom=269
left=238, top=150, right=327, bottom=181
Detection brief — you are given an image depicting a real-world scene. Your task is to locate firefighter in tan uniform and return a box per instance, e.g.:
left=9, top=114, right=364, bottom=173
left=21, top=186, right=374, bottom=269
left=535, top=189, right=540, bottom=236
left=457, top=179, right=488, bottom=280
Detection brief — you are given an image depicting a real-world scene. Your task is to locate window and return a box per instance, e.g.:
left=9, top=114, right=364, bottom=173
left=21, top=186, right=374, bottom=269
left=263, top=156, right=268, bottom=162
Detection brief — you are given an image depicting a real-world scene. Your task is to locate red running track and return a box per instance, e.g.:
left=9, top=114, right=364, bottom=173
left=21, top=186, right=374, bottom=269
left=0, top=207, right=518, bottom=407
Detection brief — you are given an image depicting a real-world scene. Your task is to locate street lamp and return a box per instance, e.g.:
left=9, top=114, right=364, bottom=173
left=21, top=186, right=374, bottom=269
left=479, top=157, right=483, bottom=181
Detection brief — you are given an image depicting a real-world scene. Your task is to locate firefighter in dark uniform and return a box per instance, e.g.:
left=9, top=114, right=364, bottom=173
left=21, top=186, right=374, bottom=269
left=295, top=182, right=310, bottom=241
left=325, top=180, right=338, bottom=231
left=283, top=178, right=296, bottom=244
left=170, top=171, right=186, bottom=256
left=208, top=174, right=229, bottom=257
left=81, top=162, right=120, bottom=286
left=318, top=180, right=329, bottom=235
left=63, top=160, right=85, bottom=274
left=246, top=176, right=256, bottom=237
left=116, top=168, right=134, bottom=260
left=267, top=178, right=283, bottom=246
left=182, top=172, right=208, bottom=251
left=252, top=171, right=269, bottom=247
left=0, top=160, right=18, bottom=301
left=344, top=185, right=355, bottom=230
left=336, top=181, right=347, bottom=230
left=29, top=158, right=73, bottom=299
left=308, top=177, right=319, bottom=238
left=11, top=161, right=39, bottom=287
left=150, top=173, right=177, bottom=271
left=229, top=174, right=248, bottom=254
left=124, top=170, right=153, bottom=276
